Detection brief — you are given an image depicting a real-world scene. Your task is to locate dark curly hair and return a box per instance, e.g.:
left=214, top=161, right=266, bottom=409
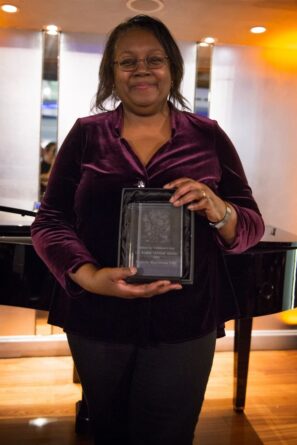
left=93, top=15, right=189, bottom=111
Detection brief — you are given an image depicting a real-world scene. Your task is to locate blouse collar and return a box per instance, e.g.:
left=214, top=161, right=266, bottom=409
left=112, top=102, right=179, bottom=138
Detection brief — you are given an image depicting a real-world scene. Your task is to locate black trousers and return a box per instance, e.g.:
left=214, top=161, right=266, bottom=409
left=67, top=330, right=216, bottom=445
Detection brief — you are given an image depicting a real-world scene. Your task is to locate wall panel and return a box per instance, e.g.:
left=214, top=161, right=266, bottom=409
left=210, top=45, right=297, bottom=235
left=0, top=29, right=42, bottom=223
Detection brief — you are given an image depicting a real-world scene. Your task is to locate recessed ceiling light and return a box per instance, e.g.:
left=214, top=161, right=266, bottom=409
left=201, top=36, right=217, bottom=45
left=250, top=26, right=267, bottom=34
left=126, top=0, right=164, bottom=13
left=44, top=24, right=59, bottom=35
left=1, top=4, right=19, bottom=13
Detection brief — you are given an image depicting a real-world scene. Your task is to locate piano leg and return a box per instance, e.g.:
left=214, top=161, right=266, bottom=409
left=233, top=317, right=253, bottom=412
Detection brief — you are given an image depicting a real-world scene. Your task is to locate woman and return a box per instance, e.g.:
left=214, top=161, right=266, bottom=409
left=40, top=141, right=57, bottom=195
left=31, top=15, right=264, bottom=445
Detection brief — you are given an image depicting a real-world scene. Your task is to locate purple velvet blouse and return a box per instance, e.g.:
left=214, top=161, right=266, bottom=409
left=31, top=103, right=265, bottom=345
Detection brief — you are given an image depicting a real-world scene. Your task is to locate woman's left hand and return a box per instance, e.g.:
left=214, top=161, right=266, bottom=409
left=164, top=178, right=225, bottom=221
left=164, top=177, right=238, bottom=244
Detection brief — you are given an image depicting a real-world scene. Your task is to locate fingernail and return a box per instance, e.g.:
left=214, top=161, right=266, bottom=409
left=129, top=267, right=137, bottom=274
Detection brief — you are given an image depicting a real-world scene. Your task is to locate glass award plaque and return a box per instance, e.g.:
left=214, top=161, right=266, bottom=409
left=118, top=188, right=194, bottom=284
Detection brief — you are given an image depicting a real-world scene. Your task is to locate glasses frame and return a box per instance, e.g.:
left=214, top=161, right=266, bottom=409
left=113, top=55, right=169, bottom=72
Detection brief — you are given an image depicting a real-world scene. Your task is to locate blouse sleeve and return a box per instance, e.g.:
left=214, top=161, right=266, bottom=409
left=31, top=119, right=99, bottom=295
left=212, top=121, right=265, bottom=253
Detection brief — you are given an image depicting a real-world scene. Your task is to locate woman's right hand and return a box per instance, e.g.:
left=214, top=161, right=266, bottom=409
left=69, top=263, right=182, bottom=299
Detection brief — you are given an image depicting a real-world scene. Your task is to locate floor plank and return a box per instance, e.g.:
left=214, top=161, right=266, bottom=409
left=0, top=351, right=296, bottom=444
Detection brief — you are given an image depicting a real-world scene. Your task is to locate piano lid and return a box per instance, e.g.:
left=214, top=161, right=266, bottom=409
left=1, top=206, right=297, bottom=249
left=262, top=225, right=297, bottom=243
left=0, top=205, right=36, bottom=218
left=255, top=225, right=297, bottom=251
left=0, top=205, right=36, bottom=241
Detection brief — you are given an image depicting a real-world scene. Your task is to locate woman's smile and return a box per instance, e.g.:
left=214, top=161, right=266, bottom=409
left=130, top=81, right=156, bottom=90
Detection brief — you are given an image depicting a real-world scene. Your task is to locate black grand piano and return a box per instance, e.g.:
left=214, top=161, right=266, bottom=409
left=1, top=205, right=296, bottom=432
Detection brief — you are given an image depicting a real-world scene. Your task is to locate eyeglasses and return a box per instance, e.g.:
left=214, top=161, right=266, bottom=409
left=113, top=55, right=169, bottom=72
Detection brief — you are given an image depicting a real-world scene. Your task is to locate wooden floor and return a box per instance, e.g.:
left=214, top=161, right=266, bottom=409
left=0, top=350, right=296, bottom=444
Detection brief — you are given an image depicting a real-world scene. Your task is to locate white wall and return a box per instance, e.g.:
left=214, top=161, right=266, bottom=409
left=0, top=29, right=42, bottom=223
left=58, top=33, right=106, bottom=148
left=178, top=41, right=196, bottom=111
left=210, top=45, right=297, bottom=235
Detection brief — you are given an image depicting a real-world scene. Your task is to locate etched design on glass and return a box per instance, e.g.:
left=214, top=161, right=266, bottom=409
left=127, top=202, right=183, bottom=278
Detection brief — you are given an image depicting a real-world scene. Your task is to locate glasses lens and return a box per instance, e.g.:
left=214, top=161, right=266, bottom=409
left=119, top=58, right=137, bottom=71
left=147, top=56, right=166, bottom=68
left=117, top=56, right=167, bottom=71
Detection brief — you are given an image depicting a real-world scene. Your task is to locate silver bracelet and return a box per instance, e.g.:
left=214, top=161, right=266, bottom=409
left=209, top=205, right=232, bottom=229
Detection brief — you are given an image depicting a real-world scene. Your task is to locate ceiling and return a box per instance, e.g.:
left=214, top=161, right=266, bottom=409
left=1, top=0, right=297, bottom=47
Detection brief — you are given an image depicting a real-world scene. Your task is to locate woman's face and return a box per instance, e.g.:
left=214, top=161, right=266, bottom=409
left=113, top=28, right=172, bottom=116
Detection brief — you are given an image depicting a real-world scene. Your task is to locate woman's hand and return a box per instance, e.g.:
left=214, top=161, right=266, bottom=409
left=164, top=177, right=238, bottom=244
left=69, top=263, right=182, bottom=299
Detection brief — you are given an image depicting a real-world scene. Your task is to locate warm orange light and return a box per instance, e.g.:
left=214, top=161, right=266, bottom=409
left=260, top=30, right=297, bottom=73
left=264, top=30, right=297, bottom=50
left=279, top=308, right=297, bottom=326
left=262, top=45, right=297, bottom=73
